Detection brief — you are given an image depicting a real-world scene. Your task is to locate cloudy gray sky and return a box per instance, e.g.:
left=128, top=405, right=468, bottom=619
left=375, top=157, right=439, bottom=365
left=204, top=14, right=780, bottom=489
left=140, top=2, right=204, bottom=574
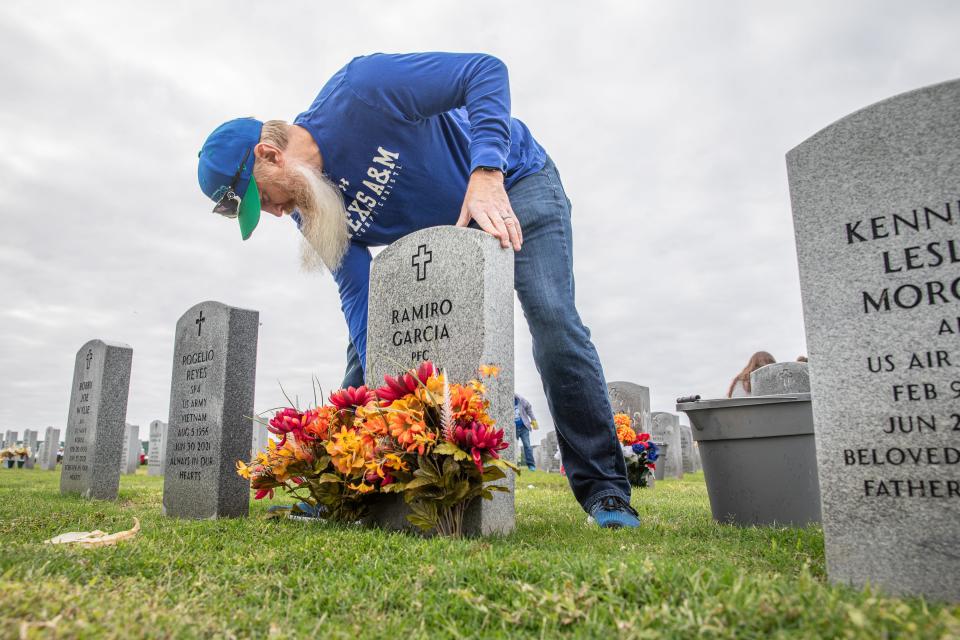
left=1, top=1, right=958, bottom=444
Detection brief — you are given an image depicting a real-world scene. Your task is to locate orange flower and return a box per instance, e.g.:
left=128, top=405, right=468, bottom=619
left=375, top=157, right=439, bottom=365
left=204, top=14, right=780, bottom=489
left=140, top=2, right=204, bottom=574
left=614, top=414, right=637, bottom=445
left=386, top=397, right=436, bottom=455
left=326, top=426, right=367, bottom=476
left=303, top=406, right=338, bottom=442
left=479, top=364, right=500, bottom=378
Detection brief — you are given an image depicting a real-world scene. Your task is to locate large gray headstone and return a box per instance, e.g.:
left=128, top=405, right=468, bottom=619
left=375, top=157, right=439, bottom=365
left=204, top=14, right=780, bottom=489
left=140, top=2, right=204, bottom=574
left=147, top=420, right=167, bottom=476
left=365, top=226, right=514, bottom=536
left=651, top=412, right=683, bottom=479
left=23, top=430, right=38, bottom=468
left=4, top=430, right=16, bottom=448
left=60, top=340, right=133, bottom=500
left=678, top=424, right=695, bottom=474
left=787, top=78, right=960, bottom=601
left=162, top=301, right=259, bottom=519
left=119, top=424, right=140, bottom=475
left=751, top=362, right=811, bottom=396
left=41, top=427, right=60, bottom=470
left=607, top=381, right=652, bottom=436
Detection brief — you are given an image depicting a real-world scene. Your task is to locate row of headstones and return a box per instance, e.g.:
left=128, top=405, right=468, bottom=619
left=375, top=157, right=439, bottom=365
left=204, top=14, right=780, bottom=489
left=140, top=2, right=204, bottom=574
left=532, top=382, right=701, bottom=478
left=57, top=226, right=515, bottom=536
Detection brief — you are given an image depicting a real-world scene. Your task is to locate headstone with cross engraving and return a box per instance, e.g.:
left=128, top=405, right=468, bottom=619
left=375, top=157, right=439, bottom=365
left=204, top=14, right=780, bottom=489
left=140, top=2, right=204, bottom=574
left=41, top=427, right=60, bottom=470
left=119, top=423, right=140, bottom=475
left=60, top=340, right=133, bottom=499
left=651, top=412, right=683, bottom=479
left=162, top=301, right=258, bottom=519
left=148, top=420, right=167, bottom=476
left=365, top=226, right=514, bottom=536
left=23, top=430, right=38, bottom=468
left=607, top=382, right=652, bottom=437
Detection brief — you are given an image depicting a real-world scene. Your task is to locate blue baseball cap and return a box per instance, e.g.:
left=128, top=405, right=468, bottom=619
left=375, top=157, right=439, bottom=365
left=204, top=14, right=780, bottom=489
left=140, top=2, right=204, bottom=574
left=198, top=117, right=263, bottom=240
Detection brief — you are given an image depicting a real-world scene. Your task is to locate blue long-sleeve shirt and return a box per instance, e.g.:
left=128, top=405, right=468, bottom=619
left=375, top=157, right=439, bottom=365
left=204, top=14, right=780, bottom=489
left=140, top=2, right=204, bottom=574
left=292, top=52, right=547, bottom=371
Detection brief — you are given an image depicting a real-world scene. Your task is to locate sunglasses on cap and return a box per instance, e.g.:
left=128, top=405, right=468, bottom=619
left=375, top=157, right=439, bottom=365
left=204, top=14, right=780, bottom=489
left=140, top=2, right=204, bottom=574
left=211, top=146, right=253, bottom=218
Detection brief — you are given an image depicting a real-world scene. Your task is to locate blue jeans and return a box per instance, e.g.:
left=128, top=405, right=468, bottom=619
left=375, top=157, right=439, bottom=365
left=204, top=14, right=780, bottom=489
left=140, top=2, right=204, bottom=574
left=515, top=419, right=535, bottom=468
left=342, top=156, right=630, bottom=513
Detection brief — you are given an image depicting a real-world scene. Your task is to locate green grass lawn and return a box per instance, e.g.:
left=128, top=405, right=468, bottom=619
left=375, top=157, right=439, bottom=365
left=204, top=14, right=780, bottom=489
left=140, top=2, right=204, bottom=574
left=0, top=469, right=957, bottom=639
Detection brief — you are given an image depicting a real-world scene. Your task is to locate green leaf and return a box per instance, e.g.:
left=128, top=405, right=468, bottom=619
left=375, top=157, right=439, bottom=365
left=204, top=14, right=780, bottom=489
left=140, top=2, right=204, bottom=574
left=318, top=473, right=342, bottom=484
left=433, top=442, right=462, bottom=456
left=403, top=476, right=437, bottom=491
left=481, top=466, right=506, bottom=482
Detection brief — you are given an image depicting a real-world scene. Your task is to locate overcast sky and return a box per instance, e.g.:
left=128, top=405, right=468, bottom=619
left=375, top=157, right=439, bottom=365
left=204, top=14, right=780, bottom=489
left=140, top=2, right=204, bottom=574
left=1, top=1, right=958, bottom=445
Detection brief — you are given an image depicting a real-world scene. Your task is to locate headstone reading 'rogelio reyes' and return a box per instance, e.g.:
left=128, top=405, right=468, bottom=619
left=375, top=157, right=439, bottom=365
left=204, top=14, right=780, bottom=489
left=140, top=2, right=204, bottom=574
left=607, top=382, right=652, bottom=436
left=119, top=424, right=140, bottom=475
left=42, top=427, right=60, bottom=470
left=23, top=430, right=38, bottom=468
left=162, top=301, right=258, bottom=519
left=148, top=420, right=167, bottom=476
left=751, top=362, right=811, bottom=396
left=366, top=226, right=514, bottom=536
left=60, top=340, right=133, bottom=500
left=651, top=412, right=683, bottom=479
left=788, top=79, right=960, bottom=601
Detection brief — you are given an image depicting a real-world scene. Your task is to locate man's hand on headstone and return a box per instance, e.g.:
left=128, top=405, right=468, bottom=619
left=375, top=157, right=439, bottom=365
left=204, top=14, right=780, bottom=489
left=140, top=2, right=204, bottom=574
left=457, top=169, right=522, bottom=251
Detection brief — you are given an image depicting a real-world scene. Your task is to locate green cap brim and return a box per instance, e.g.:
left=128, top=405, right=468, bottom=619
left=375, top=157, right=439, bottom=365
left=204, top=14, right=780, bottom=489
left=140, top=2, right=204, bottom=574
left=238, top=177, right=261, bottom=241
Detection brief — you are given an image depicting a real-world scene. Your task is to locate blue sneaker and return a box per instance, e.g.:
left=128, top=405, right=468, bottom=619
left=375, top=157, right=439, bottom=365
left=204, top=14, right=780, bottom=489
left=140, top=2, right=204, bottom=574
left=527, top=465, right=536, bottom=472
left=589, top=496, right=640, bottom=529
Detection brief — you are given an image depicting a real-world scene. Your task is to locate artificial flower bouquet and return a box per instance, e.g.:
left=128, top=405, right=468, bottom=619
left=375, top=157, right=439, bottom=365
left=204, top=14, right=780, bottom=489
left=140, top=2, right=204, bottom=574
left=237, top=361, right=516, bottom=537
left=614, top=413, right=659, bottom=488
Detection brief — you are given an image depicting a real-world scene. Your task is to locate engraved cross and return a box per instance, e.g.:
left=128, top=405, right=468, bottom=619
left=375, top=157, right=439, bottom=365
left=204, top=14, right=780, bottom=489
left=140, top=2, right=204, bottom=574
left=85, top=350, right=93, bottom=370
left=412, top=244, right=432, bottom=282
left=196, top=311, right=206, bottom=336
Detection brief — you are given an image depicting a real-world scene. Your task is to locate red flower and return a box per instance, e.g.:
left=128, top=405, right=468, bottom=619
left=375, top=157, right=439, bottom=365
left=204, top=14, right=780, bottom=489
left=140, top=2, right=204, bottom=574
left=375, top=361, right=436, bottom=402
left=268, top=408, right=303, bottom=447
left=329, top=385, right=375, bottom=410
left=453, top=420, right=508, bottom=472
left=632, top=432, right=650, bottom=445
left=254, top=488, right=274, bottom=500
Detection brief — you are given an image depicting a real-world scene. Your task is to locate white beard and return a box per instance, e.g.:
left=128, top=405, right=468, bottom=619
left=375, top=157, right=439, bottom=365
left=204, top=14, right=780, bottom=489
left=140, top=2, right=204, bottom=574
left=290, top=162, right=350, bottom=273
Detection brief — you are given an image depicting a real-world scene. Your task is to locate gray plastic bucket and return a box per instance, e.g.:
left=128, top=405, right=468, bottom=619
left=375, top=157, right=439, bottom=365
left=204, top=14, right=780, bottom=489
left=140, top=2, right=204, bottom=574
left=677, top=394, right=821, bottom=527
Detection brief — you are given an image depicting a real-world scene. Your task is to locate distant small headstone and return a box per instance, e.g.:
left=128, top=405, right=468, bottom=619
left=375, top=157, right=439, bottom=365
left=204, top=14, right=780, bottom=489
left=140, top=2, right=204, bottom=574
left=539, top=431, right=561, bottom=473
left=251, top=423, right=270, bottom=459
left=41, top=427, right=60, bottom=470
left=679, top=425, right=695, bottom=474
left=788, top=78, right=960, bottom=600
left=148, top=420, right=167, bottom=476
left=365, top=227, right=515, bottom=536
left=607, top=381, right=652, bottom=435
left=651, top=412, right=683, bottom=479
left=60, top=340, right=133, bottom=500
left=750, top=362, right=811, bottom=395
left=4, top=430, right=16, bottom=448
left=162, top=301, right=259, bottom=519
left=23, top=430, right=38, bottom=468
left=119, top=424, right=140, bottom=475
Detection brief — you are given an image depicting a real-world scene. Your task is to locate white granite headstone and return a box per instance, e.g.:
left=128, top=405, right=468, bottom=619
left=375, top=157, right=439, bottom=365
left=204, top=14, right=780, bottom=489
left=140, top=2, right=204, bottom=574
left=788, top=78, right=960, bottom=600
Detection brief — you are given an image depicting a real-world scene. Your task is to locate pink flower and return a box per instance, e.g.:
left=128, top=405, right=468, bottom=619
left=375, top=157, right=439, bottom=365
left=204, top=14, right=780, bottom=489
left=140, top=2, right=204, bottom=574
left=375, top=361, right=435, bottom=402
left=268, top=408, right=303, bottom=447
left=329, top=385, right=375, bottom=410
left=453, top=420, right=508, bottom=472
